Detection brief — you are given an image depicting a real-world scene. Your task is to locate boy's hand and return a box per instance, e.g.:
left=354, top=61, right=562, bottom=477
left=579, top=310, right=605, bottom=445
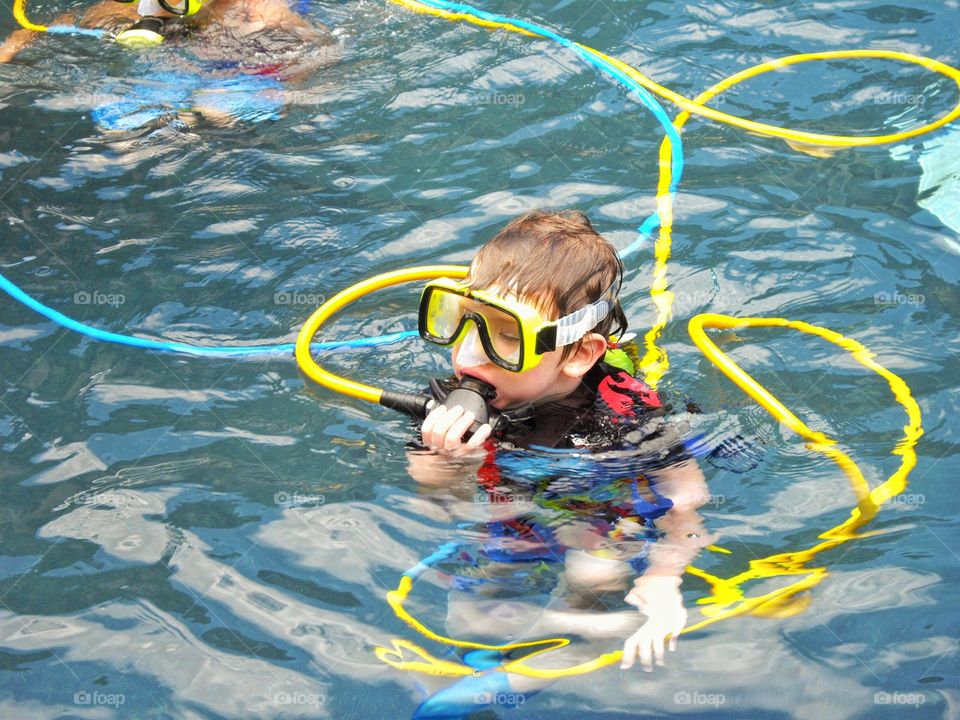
left=421, top=404, right=492, bottom=455
left=620, top=576, right=686, bottom=672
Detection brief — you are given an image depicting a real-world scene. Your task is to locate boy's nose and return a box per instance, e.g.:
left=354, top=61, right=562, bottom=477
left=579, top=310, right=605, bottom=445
left=455, top=326, right=489, bottom=368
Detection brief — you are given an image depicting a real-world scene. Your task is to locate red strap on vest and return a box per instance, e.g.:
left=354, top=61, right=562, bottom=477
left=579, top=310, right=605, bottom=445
left=597, top=371, right=662, bottom=417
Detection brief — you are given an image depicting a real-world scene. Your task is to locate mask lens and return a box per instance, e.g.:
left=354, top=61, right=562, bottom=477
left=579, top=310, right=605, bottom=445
left=473, top=302, right=521, bottom=365
left=420, top=284, right=526, bottom=371
left=424, top=288, right=465, bottom=342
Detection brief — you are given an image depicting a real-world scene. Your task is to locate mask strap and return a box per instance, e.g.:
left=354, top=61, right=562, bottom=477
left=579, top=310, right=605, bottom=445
left=553, top=281, right=618, bottom=347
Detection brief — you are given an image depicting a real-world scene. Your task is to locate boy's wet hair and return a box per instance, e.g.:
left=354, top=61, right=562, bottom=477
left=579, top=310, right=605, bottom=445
left=467, top=209, right=628, bottom=361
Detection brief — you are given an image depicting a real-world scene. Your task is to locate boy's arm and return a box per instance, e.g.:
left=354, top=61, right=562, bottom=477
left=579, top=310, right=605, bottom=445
left=620, top=459, right=715, bottom=671
left=407, top=449, right=485, bottom=489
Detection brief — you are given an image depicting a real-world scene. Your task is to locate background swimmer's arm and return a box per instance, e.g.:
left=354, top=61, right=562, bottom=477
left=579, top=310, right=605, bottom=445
left=0, top=8, right=80, bottom=63
left=0, top=29, right=38, bottom=63
left=0, top=2, right=138, bottom=62
left=621, top=459, right=715, bottom=671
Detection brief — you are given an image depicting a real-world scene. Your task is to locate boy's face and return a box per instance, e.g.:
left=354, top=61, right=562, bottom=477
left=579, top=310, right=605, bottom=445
left=449, top=289, right=579, bottom=410
left=452, top=338, right=573, bottom=410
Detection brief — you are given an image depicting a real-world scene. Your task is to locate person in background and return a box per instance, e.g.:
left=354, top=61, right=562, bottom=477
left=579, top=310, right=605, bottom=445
left=0, top=0, right=339, bottom=127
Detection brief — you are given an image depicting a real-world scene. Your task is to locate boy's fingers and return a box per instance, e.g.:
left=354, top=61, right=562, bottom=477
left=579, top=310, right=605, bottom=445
left=639, top=638, right=653, bottom=672
left=653, top=635, right=665, bottom=667
left=428, top=406, right=463, bottom=443
left=444, top=410, right=476, bottom=450
left=466, top=423, right=492, bottom=447
left=620, top=636, right=638, bottom=670
left=421, top=405, right=446, bottom=436
left=669, top=618, right=684, bottom=651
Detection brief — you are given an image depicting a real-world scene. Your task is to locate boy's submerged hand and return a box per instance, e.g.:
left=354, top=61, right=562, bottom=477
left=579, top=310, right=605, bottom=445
left=421, top=404, right=492, bottom=454
left=620, top=575, right=686, bottom=672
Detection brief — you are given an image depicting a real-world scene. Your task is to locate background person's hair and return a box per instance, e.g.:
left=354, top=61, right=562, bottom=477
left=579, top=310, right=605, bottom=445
left=468, top=209, right=628, bottom=361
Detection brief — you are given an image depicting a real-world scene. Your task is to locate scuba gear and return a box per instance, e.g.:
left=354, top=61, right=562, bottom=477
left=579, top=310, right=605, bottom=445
left=114, top=15, right=181, bottom=46
left=384, top=375, right=505, bottom=439
left=112, top=0, right=202, bottom=46
left=440, top=376, right=500, bottom=438
left=452, top=326, right=487, bottom=369
left=418, top=276, right=617, bottom=373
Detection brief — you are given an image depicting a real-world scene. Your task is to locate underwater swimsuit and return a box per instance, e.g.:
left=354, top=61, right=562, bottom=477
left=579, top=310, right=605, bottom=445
left=425, top=362, right=689, bottom=586
left=91, top=70, right=283, bottom=130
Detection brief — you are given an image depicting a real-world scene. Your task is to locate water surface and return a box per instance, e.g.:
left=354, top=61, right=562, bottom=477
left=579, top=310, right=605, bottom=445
left=0, top=0, right=958, bottom=717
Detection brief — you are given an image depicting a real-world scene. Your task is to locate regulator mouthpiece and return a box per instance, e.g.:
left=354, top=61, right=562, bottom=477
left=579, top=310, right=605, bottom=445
left=442, top=376, right=500, bottom=439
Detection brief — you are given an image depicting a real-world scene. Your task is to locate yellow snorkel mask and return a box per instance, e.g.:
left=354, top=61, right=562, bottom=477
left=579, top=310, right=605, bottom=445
left=113, top=0, right=203, bottom=47
left=418, top=277, right=617, bottom=373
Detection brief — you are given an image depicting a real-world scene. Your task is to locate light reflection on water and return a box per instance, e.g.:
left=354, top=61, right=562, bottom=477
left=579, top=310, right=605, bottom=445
left=1, top=0, right=959, bottom=717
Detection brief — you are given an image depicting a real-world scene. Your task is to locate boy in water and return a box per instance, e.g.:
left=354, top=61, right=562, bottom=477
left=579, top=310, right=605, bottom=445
left=408, top=209, right=714, bottom=680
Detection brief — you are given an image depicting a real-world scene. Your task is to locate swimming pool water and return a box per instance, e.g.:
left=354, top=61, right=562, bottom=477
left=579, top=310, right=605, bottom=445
left=1, top=0, right=958, bottom=718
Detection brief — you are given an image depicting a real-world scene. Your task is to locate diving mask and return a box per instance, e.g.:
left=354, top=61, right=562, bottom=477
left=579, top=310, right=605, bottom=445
left=418, top=277, right=617, bottom=373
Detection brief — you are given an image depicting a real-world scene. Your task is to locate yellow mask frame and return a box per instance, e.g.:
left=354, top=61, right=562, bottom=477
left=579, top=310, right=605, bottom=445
left=418, top=277, right=615, bottom=373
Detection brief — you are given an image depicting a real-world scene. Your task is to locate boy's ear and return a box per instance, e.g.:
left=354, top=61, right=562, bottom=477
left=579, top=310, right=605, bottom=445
left=560, top=332, right=608, bottom=379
